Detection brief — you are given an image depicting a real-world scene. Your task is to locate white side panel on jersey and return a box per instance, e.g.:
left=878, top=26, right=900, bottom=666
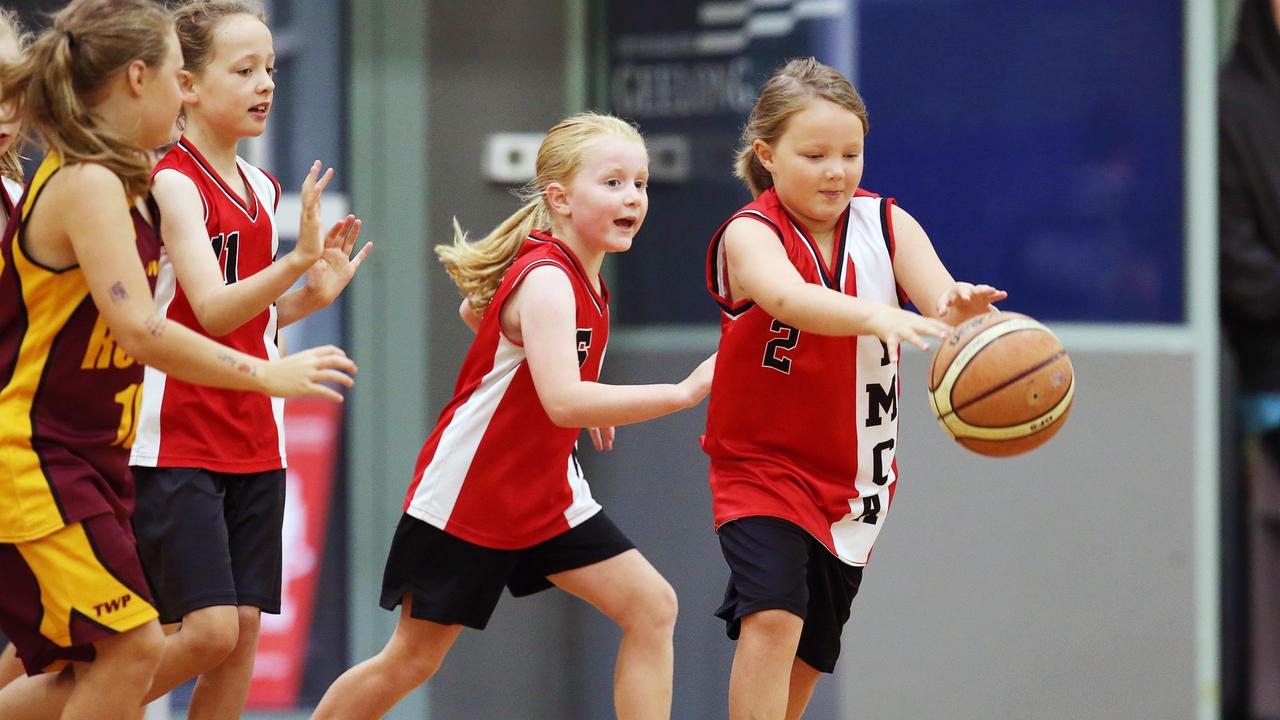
left=238, top=159, right=280, bottom=257
left=240, top=159, right=286, bottom=463
left=2, top=177, right=23, bottom=208
left=406, top=335, right=526, bottom=527
left=831, top=197, right=899, bottom=565
left=562, top=447, right=602, bottom=528
left=265, top=303, right=286, bottom=466
left=129, top=251, right=179, bottom=467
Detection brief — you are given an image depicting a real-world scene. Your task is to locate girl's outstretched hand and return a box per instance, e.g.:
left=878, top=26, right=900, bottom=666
left=261, top=345, right=357, bottom=402
left=867, top=305, right=952, bottom=353
left=679, top=352, right=717, bottom=407
left=304, top=215, right=373, bottom=305
left=935, top=282, right=1007, bottom=323
left=588, top=426, right=616, bottom=451
left=295, top=160, right=336, bottom=267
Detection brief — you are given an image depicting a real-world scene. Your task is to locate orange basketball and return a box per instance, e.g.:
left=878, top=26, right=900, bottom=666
left=927, top=311, right=1074, bottom=457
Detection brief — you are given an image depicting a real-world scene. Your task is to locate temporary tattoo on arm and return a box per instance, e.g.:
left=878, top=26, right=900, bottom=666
left=110, top=282, right=129, bottom=302
left=216, top=352, right=258, bottom=377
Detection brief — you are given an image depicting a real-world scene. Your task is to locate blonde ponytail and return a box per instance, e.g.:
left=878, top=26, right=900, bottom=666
left=0, top=0, right=173, bottom=199
left=437, top=200, right=550, bottom=313
left=437, top=112, right=642, bottom=312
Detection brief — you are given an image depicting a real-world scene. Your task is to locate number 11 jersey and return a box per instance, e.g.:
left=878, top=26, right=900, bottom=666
left=130, top=138, right=286, bottom=473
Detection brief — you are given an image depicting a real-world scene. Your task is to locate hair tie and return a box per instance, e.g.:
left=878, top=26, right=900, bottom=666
left=64, top=30, right=76, bottom=51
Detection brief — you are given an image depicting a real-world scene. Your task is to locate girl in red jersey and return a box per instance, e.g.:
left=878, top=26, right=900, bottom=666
left=0, top=2, right=355, bottom=719
left=124, top=1, right=371, bottom=717
left=312, top=112, right=714, bottom=720
left=703, top=57, right=1005, bottom=720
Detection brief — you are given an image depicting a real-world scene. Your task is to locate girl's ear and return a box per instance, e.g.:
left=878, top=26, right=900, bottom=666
left=752, top=138, right=775, bottom=173
left=545, top=182, right=571, bottom=217
left=179, top=69, right=198, bottom=104
left=125, top=58, right=148, bottom=98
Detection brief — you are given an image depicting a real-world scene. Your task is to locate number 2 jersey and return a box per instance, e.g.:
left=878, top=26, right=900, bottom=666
left=129, top=138, right=286, bottom=473
left=403, top=231, right=607, bottom=549
left=702, top=187, right=907, bottom=566
left=0, top=154, right=162, bottom=542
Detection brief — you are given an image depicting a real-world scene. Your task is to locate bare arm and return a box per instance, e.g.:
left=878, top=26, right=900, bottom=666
left=53, top=165, right=355, bottom=400
left=154, top=168, right=313, bottom=336
left=511, top=267, right=712, bottom=429
left=889, top=204, right=1005, bottom=324
left=458, top=297, right=483, bottom=333
left=724, top=217, right=950, bottom=349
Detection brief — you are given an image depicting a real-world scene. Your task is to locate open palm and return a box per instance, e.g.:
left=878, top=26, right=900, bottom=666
left=305, top=215, right=373, bottom=305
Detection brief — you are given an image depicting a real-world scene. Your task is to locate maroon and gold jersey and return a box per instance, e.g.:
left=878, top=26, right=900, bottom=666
left=0, top=154, right=163, bottom=542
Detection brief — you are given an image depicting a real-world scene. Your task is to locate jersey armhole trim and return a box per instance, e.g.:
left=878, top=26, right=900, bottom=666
left=491, top=258, right=573, bottom=347
left=709, top=211, right=779, bottom=318
left=879, top=199, right=911, bottom=309
left=17, top=167, right=80, bottom=274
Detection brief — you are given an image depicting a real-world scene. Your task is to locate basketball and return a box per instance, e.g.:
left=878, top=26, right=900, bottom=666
left=927, top=311, right=1074, bottom=457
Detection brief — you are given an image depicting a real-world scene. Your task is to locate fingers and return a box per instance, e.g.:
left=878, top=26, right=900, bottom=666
left=589, top=427, right=604, bottom=452
left=314, top=368, right=356, bottom=388
left=299, top=160, right=321, bottom=195
left=604, top=426, right=615, bottom=451
left=342, top=218, right=363, bottom=255
left=309, top=345, right=357, bottom=374
left=306, top=384, right=345, bottom=403
left=349, top=242, right=374, bottom=272
left=313, top=166, right=335, bottom=195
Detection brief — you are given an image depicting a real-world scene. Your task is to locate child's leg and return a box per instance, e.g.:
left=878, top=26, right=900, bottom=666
left=0, top=643, right=23, bottom=689
left=729, top=609, right=804, bottom=720
left=142, top=607, right=239, bottom=703
left=64, top=621, right=165, bottom=720
left=785, top=657, right=822, bottom=720
left=311, top=599, right=462, bottom=720
left=185, top=605, right=260, bottom=720
left=550, top=548, right=677, bottom=720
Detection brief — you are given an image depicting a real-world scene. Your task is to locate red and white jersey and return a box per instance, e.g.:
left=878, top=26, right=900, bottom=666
left=130, top=138, right=286, bottom=473
left=702, top=187, right=907, bottom=566
left=1, top=176, right=23, bottom=226
left=403, top=231, right=608, bottom=549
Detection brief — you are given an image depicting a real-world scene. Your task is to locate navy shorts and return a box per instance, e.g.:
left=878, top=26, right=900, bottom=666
left=380, top=510, right=635, bottom=630
left=131, top=467, right=286, bottom=624
left=715, top=516, right=864, bottom=673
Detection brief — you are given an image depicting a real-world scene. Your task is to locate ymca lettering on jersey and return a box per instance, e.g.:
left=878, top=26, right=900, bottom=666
left=702, top=187, right=906, bottom=566
left=0, top=154, right=163, bottom=542
left=403, top=231, right=608, bottom=550
left=130, top=139, right=287, bottom=474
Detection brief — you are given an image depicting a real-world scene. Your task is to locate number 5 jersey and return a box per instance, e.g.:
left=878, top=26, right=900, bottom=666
left=702, top=187, right=907, bottom=566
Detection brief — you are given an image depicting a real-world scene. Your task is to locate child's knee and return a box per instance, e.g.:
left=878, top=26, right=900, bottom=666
left=181, top=608, right=239, bottom=664
left=619, top=578, right=678, bottom=633
left=740, top=608, right=803, bottom=641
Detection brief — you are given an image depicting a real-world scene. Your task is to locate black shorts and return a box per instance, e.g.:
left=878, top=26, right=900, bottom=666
left=131, top=466, right=286, bottom=624
left=715, top=516, right=864, bottom=674
left=379, top=510, right=635, bottom=630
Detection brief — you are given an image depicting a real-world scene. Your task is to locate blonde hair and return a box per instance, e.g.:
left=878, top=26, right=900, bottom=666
left=172, top=0, right=266, bottom=74
left=0, top=0, right=174, bottom=199
left=437, top=112, right=644, bottom=312
left=0, top=9, right=29, bottom=183
left=735, top=57, right=870, bottom=198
